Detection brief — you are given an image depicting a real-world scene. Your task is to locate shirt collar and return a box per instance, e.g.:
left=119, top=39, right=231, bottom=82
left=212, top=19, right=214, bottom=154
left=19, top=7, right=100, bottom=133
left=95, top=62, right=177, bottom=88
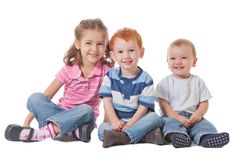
left=77, top=61, right=102, bottom=79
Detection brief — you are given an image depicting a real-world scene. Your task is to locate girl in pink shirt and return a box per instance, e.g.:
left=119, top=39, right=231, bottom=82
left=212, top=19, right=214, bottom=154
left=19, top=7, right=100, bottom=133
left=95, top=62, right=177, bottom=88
left=5, top=18, right=114, bottom=142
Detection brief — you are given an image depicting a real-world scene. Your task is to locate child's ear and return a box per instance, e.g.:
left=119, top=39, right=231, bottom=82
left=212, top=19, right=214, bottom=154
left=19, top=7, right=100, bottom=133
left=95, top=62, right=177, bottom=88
left=193, top=57, right=198, bottom=67
left=140, top=47, right=145, bottom=58
left=110, top=51, right=115, bottom=60
left=74, top=39, right=80, bottom=50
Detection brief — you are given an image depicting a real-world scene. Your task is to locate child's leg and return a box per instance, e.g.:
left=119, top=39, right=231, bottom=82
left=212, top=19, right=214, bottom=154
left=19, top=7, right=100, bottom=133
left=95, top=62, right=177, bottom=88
left=162, top=117, right=192, bottom=148
left=98, top=122, right=112, bottom=141
left=48, top=104, right=96, bottom=141
left=26, top=92, right=63, bottom=128
left=124, top=112, right=163, bottom=144
left=189, top=118, right=229, bottom=147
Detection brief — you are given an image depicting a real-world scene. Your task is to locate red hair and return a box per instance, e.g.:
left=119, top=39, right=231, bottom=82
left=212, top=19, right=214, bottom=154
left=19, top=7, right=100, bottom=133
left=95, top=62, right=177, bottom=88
left=109, top=27, right=142, bottom=51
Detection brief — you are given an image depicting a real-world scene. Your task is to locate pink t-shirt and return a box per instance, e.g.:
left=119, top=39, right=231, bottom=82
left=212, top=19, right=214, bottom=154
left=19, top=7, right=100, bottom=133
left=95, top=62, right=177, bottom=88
left=56, top=61, right=111, bottom=118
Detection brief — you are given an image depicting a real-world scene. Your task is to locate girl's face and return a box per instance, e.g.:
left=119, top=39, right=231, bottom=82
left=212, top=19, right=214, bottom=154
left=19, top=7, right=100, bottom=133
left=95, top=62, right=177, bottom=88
left=111, top=38, right=144, bottom=75
left=76, top=29, right=106, bottom=66
left=167, top=45, right=197, bottom=78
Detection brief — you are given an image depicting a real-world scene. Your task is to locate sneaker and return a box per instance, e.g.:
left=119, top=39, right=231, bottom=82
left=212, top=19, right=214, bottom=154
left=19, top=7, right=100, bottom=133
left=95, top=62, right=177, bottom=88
left=200, top=132, right=229, bottom=148
left=139, top=128, right=164, bottom=145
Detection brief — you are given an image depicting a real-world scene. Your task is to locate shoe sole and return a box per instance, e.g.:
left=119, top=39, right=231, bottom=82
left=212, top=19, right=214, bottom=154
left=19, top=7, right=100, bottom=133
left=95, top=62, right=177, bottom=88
left=202, top=132, right=229, bottom=148
left=172, top=134, right=192, bottom=148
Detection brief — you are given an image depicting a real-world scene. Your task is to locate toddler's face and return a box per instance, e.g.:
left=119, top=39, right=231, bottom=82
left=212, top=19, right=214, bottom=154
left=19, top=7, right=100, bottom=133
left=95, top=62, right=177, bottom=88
left=167, top=45, right=197, bottom=78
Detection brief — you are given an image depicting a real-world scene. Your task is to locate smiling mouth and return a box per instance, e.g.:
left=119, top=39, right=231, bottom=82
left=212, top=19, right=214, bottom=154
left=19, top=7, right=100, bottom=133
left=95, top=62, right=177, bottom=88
left=123, top=60, right=133, bottom=64
left=174, top=66, right=184, bottom=69
left=89, top=53, right=99, bottom=57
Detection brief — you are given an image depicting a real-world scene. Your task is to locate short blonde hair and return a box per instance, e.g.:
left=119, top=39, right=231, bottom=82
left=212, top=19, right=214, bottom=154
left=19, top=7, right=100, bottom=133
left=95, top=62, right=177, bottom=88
left=168, top=38, right=196, bottom=58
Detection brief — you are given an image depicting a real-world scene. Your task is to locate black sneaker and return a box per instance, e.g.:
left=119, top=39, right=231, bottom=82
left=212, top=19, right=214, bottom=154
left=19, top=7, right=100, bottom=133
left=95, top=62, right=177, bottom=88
left=79, top=123, right=95, bottom=142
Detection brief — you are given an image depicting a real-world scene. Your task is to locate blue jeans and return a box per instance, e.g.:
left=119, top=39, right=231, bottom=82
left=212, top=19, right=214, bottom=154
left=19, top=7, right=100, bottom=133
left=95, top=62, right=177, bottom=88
left=98, top=112, right=163, bottom=143
left=26, top=92, right=95, bottom=134
left=162, top=111, right=217, bottom=144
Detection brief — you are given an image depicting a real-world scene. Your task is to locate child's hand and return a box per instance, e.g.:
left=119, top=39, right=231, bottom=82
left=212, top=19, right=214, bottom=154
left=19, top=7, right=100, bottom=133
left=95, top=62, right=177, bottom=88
left=188, top=112, right=203, bottom=125
left=111, top=120, right=125, bottom=131
left=23, top=121, right=30, bottom=127
left=178, top=116, right=191, bottom=128
left=122, top=124, right=130, bottom=132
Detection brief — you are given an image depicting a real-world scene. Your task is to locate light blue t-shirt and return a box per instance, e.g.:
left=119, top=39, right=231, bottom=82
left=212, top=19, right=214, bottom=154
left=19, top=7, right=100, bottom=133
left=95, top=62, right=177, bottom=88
left=155, top=74, right=212, bottom=116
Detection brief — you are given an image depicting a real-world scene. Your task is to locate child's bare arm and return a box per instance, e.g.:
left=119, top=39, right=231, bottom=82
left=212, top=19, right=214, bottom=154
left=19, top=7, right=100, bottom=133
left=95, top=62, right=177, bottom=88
left=23, top=112, right=34, bottom=127
left=43, top=78, right=62, bottom=100
left=159, top=97, right=191, bottom=127
left=123, top=105, right=148, bottom=131
left=103, top=97, right=124, bottom=131
left=188, top=100, right=209, bottom=125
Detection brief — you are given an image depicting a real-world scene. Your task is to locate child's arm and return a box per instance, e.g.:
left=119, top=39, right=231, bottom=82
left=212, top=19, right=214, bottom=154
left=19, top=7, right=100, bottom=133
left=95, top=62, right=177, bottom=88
left=103, top=97, right=124, bottom=131
left=23, top=112, right=34, bottom=127
left=159, top=98, right=191, bottom=128
left=188, top=100, right=209, bottom=125
left=122, top=105, right=148, bottom=131
left=43, top=78, right=62, bottom=100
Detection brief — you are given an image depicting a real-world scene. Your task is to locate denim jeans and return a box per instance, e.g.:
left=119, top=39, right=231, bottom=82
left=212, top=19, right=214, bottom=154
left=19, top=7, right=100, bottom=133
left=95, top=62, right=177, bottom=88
left=26, top=92, right=95, bottom=134
left=98, top=112, right=163, bottom=143
left=162, top=111, right=217, bottom=144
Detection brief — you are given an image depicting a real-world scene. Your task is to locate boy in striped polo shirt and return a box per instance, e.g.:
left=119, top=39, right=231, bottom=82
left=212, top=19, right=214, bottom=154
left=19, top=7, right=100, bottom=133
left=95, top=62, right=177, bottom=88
left=98, top=28, right=163, bottom=148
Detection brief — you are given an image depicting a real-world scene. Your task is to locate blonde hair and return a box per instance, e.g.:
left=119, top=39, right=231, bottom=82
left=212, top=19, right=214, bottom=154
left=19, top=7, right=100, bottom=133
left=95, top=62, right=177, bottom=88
left=64, top=18, right=114, bottom=67
left=109, top=27, right=142, bottom=51
left=168, top=38, right=197, bottom=58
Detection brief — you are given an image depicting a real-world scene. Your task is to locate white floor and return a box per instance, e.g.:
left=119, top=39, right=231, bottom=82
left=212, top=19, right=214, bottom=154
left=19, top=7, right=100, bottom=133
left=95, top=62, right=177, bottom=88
left=1, top=128, right=234, bottom=157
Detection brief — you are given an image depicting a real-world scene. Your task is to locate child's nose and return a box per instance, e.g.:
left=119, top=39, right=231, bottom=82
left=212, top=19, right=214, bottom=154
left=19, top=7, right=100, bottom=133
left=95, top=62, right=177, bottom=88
left=91, top=44, right=98, bottom=51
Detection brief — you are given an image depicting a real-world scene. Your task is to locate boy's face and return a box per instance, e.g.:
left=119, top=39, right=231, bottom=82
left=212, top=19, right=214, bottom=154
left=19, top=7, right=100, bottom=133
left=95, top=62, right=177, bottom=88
left=110, top=38, right=144, bottom=73
left=167, top=45, right=197, bottom=78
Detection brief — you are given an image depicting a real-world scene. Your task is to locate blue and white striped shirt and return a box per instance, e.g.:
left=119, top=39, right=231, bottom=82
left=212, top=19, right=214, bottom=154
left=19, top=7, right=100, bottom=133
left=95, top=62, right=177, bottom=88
left=99, top=67, right=155, bottom=119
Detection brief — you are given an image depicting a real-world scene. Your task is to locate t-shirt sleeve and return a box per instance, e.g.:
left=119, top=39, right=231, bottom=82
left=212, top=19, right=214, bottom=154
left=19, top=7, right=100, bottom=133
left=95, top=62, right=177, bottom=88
left=138, top=74, right=155, bottom=111
left=56, top=66, right=70, bottom=85
left=155, top=77, right=169, bottom=102
left=99, top=73, right=112, bottom=98
left=199, top=78, right=213, bottom=102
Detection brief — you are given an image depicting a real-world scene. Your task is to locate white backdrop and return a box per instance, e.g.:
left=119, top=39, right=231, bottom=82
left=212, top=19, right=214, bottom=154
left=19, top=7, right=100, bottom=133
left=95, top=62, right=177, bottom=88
left=0, top=0, right=235, bottom=156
